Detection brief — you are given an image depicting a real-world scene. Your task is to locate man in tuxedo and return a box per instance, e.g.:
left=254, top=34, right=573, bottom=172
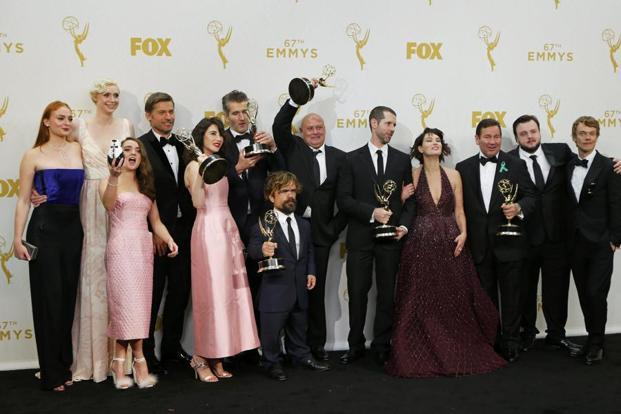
left=566, top=116, right=621, bottom=365
left=455, top=118, right=537, bottom=362
left=247, top=171, right=330, bottom=381
left=220, top=90, right=285, bottom=303
left=509, top=115, right=581, bottom=354
left=272, top=97, right=347, bottom=361
left=337, top=106, right=415, bottom=365
left=138, top=92, right=196, bottom=372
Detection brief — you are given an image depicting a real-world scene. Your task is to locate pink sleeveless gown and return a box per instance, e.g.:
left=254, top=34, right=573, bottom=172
left=191, top=177, right=259, bottom=359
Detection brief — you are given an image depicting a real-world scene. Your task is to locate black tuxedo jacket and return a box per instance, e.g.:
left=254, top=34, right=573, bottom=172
left=272, top=100, right=348, bottom=246
left=566, top=151, right=621, bottom=247
left=248, top=214, right=316, bottom=312
left=337, top=144, right=415, bottom=251
left=508, top=143, right=573, bottom=246
left=456, top=151, right=538, bottom=264
left=138, top=130, right=195, bottom=229
left=221, top=129, right=285, bottom=234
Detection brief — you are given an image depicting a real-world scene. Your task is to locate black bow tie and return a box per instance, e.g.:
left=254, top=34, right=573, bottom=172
left=572, top=157, right=588, bottom=168
left=233, top=133, right=251, bottom=144
left=159, top=136, right=174, bottom=147
left=479, top=156, right=498, bottom=166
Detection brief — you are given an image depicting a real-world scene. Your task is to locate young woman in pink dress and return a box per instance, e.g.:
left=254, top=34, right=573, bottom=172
left=100, top=138, right=178, bottom=389
left=183, top=118, right=259, bottom=383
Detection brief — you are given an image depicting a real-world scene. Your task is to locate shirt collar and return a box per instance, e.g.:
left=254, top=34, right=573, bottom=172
left=579, top=150, right=597, bottom=164
left=368, top=141, right=387, bottom=155
left=478, top=151, right=499, bottom=160
left=230, top=128, right=251, bottom=138
left=152, top=129, right=172, bottom=140
left=308, top=143, right=326, bottom=153
left=518, top=145, right=544, bottom=160
left=274, top=208, right=295, bottom=223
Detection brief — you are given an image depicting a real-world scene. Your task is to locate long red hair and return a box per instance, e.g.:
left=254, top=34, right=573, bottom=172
left=33, top=100, right=72, bottom=148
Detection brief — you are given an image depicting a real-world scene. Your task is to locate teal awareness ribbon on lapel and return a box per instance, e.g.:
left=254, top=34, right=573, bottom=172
left=499, top=161, right=508, bottom=173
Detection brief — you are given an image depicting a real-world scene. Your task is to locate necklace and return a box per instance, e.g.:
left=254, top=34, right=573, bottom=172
left=48, top=140, right=69, bottom=164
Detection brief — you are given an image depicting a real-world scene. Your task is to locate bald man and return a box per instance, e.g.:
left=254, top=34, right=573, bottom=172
left=273, top=99, right=347, bottom=361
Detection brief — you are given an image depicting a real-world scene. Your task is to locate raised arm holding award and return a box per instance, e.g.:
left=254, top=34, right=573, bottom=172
left=175, top=128, right=227, bottom=184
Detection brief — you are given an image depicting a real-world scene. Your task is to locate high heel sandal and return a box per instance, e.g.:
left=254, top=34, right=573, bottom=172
left=132, top=357, right=158, bottom=389
left=211, top=361, right=233, bottom=379
left=111, top=357, right=134, bottom=390
left=190, top=357, right=218, bottom=383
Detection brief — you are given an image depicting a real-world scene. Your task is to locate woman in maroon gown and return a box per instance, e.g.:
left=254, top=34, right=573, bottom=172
left=385, top=128, right=506, bottom=378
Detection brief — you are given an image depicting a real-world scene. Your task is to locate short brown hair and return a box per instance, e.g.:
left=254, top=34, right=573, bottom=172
left=571, top=116, right=600, bottom=140
left=145, top=92, right=174, bottom=113
left=264, top=171, right=302, bottom=201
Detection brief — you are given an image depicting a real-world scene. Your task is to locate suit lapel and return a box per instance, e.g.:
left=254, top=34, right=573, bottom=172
left=147, top=131, right=176, bottom=178
left=324, top=146, right=337, bottom=185
left=360, top=145, right=379, bottom=185
left=467, top=156, right=486, bottom=212
left=490, top=153, right=505, bottom=212
left=579, top=152, right=603, bottom=203
left=542, top=144, right=558, bottom=187
left=566, top=159, right=579, bottom=204
left=275, top=221, right=297, bottom=259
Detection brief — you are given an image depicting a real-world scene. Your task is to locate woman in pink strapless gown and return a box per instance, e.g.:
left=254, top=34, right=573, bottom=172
left=101, top=137, right=179, bottom=389
left=184, top=118, right=259, bottom=383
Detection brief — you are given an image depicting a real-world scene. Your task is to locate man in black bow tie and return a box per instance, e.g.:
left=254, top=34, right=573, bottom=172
left=138, top=92, right=196, bottom=372
left=566, top=116, right=621, bottom=365
left=456, top=118, right=537, bottom=363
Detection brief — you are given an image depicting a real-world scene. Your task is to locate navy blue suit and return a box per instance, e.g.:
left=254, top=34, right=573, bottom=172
left=248, top=213, right=316, bottom=367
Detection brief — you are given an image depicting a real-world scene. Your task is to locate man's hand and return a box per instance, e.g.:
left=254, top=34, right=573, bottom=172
left=153, top=234, right=169, bottom=256
left=235, top=151, right=264, bottom=174
left=394, top=226, right=408, bottom=240
left=401, top=183, right=415, bottom=203
left=30, top=189, right=47, bottom=208
left=501, top=203, right=521, bottom=220
left=254, top=131, right=277, bottom=152
left=262, top=241, right=277, bottom=257
left=373, top=208, right=392, bottom=224
left=306, top=275, right=316, bottom=290
left=612, top=158, right=621, bottom=175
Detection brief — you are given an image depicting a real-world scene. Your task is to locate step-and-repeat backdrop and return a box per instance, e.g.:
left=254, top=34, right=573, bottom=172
left=1, top=0, right=620, bottom=370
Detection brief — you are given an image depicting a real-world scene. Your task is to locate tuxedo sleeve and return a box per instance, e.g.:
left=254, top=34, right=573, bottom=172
left=515, top=158, right=539, bottom=219
left=337, top=156, right=376, bottom=222
left=305, top=227, right=317, bottom=276
left=272, top=100, right=298, bottom=156
left=608, top=168, right=621, bottom=247
left=398, top=160, right=416, bottom=229
left=247, top=223, right=265, bottom=261
left=266, top=148, right=286, bottom=172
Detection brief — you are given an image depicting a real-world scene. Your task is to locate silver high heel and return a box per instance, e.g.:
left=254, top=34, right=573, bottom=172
left=110, top=357, right=134, bottom=390
left=190, top=357, right=218, bottom=383
left=132, top=357, right=158, bottom=389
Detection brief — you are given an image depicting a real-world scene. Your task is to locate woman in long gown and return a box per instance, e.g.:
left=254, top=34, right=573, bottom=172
left=183, top=117, right=259, bottom=382
left=100, top=137, right=178, bottom=389
left=13, top=101, right=85, bottom=391
left=72, top=80, right=135, bottom=383
left=385, top=127, right=506, bottom=378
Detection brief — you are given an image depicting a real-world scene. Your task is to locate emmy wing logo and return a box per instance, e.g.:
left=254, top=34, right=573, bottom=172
left=554, top=0, right=560, bottom=9
left=602, top=29, right=621, bottom=73
left=346, top=23, right=369, bottom=70
left=539, top=94, right=560, bottom=138
left=411, top=94, right=435, bottom=129
left=62, top=16, right=89, bottom=67
left=478, top=26, right=500, bottom=71
left=0, top=97, right=8, bottom=142
left=208, top=20, right=232, bottom=69
left=0, top=235, right=14, bottom=285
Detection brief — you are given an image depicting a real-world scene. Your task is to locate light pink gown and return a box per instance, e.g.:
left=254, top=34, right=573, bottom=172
left=191, top=177, right=259, bottom=359
left=106, top=192, right=153, bottom=340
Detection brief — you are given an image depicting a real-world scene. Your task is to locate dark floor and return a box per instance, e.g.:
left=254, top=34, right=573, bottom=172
left=3, top=335, right=621, bottom=414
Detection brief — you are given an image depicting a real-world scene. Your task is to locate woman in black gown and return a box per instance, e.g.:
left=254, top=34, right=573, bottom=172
left=386, top=128, right=505, bottom=378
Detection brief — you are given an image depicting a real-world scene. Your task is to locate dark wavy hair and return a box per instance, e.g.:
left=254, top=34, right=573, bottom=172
left=410, top=127, right=451, bottom=163
left=121, top=137, right=156, bottom=200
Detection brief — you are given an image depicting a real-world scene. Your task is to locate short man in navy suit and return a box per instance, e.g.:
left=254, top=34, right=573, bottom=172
left=248, top=171, right=330, bottom=381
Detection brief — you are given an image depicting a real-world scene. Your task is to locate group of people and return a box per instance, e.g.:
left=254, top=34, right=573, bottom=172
left=11, top=78, right=621, bottom=392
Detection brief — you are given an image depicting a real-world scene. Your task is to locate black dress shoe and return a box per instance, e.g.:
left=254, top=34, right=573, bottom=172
left=585, top=348, right=604, bottom=365
left=297, top=358, right=330, bottom=372
left=267, top=365, right=288, bottom=381
left=340, top=349, right=365, bottom=365
left=374, top=350, right=390, bottom=365
left=521, top=334, right=536, bottom=352
left=502, top=348, right=520, bottom=363
left=311, top=347, right=329, bottom=361
left=149, top=359, right=168, bottom=375
left=161, top=348, right=192, bottom=363
left=545, top=337, right=583, bottom=355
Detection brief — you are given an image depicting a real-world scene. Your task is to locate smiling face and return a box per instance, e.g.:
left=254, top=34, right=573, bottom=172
left=122, top=139, right=142, bottom=171
left=475, top=125, right=502, bottom=158
left=146, top=100, right=175, bottom=136
left=301, top=114, right=326, bottom=149
left=43, top=106, right=73, bottom=138
left=95, top=84, right=120, bottom=115
left=418, top=132, right=443, bottom=158
left=202, top=124, right=224, bottom=155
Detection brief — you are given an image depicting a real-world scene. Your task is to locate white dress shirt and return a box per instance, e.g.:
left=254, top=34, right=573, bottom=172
left=479, top=152, right=497, bottom=213
left=274, top=208, right=300, bottom=259
left=518, top=145, right=551, bottom=186
left=570, top=150, right=597, bottom=201
left=368, top=141, right=388, bottom=175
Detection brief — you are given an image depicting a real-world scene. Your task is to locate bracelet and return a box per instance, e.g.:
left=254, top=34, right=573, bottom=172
left=107, top=181, right=119, bottom=187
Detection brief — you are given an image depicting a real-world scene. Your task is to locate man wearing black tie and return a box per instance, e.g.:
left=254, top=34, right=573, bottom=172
left=337, top=106, right=415, bottom=365
left=220, top=90, right=285, bottom=304
left=455, top=118, right=537, bottom=363
left=509, top=115, right=581, bottom=354
left=139, top=92, right=196, bottom=372
left=566, top=116, right=621, bottom=365
left=272, top=97, right=347, bottom=361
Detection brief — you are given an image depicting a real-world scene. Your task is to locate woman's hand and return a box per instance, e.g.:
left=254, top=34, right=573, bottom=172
left=108, top=156, right=124, bottom=177
left=401, top=183, right=415, bottom=203
left=454, top=232, right=466, bottom=257
left=13, top=240, right=31, bottom=261
left=166, top=238, right=179, bottom=258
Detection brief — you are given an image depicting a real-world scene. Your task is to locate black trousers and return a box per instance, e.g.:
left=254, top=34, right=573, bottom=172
left=27, top=204, right=82, bottom=390
left=346, top=245, right=400, bottom=352
left=307, top=244, right=331, bottom=349
left=260, top=304, right=311, bottom=368
left=520, top=240, right=570, bottom=340
left=570, top=233, right=614, bottom=348
left=475, top=249, right=523, bottom=350
left=144, top=217, right=192, bottom=361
